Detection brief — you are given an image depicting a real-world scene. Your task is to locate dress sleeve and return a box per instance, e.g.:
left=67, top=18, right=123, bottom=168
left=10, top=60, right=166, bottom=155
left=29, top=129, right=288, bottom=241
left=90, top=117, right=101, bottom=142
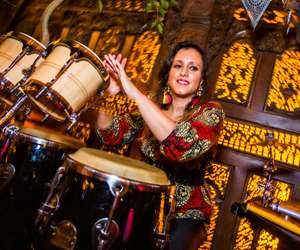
left=160, top=102, right=225, bottom=162
left=96, top=111, right=143, bottom=145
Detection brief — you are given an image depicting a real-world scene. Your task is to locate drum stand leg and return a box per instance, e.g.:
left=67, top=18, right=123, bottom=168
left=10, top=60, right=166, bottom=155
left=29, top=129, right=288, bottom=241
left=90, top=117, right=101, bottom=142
left=92, top=183, right=128, bottom=250
left=0, top=133, right=15, bottom=193
left=0, top=94, right=28, bottom=127
left=35, top=166, right=66, bottom=233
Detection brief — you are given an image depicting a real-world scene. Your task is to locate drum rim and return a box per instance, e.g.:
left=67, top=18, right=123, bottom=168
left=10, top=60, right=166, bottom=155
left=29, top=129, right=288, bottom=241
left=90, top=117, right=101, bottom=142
left=4, top=31, right=46, bottom=51
left=65, top=156, right=171, bottom=192
left=12, top=127, right=85, bottom=150
left=26, top=79, right=71, bottom=122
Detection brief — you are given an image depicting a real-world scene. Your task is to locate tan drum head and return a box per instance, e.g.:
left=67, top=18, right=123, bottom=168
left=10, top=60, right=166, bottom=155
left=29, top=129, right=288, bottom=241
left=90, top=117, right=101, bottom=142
left=67, top=148, right=171, bottom=190
left=15, top=126, right=85, bottom=150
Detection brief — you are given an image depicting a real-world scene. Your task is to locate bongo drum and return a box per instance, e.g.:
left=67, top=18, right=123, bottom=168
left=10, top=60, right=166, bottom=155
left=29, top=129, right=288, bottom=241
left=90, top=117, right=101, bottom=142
left=0, top=31, right=45, bottom=104
left=35, top=148, right=170, bottom=250
left=24, top=40, right=109, bottom=123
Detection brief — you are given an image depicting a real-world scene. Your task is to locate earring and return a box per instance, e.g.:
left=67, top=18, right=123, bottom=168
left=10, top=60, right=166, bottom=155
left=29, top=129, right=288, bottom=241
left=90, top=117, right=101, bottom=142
left=196, top=80, right=204, bottom=96
left=162, top=85, right=173, bottom=105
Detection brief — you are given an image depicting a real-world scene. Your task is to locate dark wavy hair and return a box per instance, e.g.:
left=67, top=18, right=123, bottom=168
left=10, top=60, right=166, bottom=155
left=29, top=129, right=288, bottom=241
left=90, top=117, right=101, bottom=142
left=158, top=41, right=208, bottom=100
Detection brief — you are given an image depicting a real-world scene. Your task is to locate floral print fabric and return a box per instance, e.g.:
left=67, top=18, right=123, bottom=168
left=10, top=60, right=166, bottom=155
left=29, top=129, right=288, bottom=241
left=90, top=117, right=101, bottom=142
left=97, top=98, right=225, bottom=222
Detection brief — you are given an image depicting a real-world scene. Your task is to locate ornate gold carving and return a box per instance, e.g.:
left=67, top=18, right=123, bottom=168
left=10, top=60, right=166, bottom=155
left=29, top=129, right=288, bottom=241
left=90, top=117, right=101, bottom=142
left=205, top=163, right=230, bottom=197
left=126, top=31, right=161, bottom=87
left=68, top=121, right=91, bottom=142
left=214, top=42, right=256, bottom=105
left=245, top=174, right=291, bottom=202
left=94, top=27, right=123, bottom=56
left=199, top=163, right=231, bottom=249
left=92, top=94, right=137, bottom=116
left=266, top=50, right=300, bottom=115
left=233, top=218, right=254, bottom=250
left=105, top=0, right=145, bottom=12
left=256, top=230, right=279, bottom=250
left=218, top=119, right=300, bottom=167
left=199, top=184, right=219, bottom=250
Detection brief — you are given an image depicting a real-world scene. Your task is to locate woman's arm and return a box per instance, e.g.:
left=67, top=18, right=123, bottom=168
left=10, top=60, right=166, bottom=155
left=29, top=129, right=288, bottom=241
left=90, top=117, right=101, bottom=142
left=96, top=54, right=127, bottom=130
left=104, top=54, right=176, bottom=141
left=160, top=102, right=225, bottom=162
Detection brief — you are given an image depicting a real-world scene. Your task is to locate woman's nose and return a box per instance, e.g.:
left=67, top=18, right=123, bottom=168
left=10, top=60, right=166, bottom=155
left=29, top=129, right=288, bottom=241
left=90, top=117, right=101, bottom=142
left=180, top=66, right=188, bottom=76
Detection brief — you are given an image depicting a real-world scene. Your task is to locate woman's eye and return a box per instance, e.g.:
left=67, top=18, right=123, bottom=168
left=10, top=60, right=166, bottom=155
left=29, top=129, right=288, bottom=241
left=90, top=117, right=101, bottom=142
left=190, top=66, right=199, bottom=71
left=173, top=64, right=181, bottom=69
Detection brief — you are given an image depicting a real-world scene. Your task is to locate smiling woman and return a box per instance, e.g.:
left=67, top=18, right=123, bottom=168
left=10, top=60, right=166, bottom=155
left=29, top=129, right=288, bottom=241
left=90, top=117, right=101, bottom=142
left=96, top=41, right=225, bottom=250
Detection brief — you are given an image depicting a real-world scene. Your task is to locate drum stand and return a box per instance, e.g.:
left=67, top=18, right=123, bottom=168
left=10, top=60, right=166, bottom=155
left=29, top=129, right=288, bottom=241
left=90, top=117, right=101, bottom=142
left=0, top=50, right=45, bottom=128
left=35, top=165, right=78, bottom=250
left=0, top=125, right=18, bottom=192
left=92, top=180, right=128, bottom=250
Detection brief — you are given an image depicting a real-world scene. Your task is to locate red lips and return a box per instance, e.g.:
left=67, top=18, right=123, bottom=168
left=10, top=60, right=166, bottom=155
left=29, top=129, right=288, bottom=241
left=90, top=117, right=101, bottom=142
left=176, top=78, right=190, bottom=85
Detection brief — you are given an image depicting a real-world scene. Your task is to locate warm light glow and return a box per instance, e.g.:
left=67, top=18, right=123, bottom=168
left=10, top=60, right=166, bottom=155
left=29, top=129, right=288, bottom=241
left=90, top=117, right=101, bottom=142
left=214, top=41, right=256, bottom=105
left=266, top=50, right=300, bottom=114
left=199, top=163, right=231, bottom=249
left=126, top=31, right=161, bottom=87
left=219, top=119, right=300, bottom=167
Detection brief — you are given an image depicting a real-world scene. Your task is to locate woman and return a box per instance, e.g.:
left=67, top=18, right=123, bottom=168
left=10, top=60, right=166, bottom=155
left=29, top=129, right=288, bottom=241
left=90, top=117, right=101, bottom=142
left=96, top=41, right=225, bottom=250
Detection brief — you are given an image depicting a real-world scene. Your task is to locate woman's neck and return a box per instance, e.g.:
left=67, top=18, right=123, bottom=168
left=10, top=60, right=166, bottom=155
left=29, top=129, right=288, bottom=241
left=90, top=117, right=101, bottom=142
left=168, top=96, right=193, bottom=120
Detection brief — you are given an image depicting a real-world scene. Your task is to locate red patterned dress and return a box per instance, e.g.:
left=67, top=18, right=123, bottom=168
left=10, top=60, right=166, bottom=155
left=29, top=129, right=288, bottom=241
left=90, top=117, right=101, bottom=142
left=96, top=97, right=225, bottom=223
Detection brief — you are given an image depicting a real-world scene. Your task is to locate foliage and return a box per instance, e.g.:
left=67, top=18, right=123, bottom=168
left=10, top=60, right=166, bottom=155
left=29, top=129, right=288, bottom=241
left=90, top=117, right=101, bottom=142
left=96, top=0, right=177, bottom=35
left=145, top=0, right=177, bottom=34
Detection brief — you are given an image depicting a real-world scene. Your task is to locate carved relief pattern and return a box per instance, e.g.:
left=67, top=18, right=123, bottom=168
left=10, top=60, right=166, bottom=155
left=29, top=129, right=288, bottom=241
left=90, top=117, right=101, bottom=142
left=213, top=41, right=256, bottom=105
left=199, top=163, right=231, bottom=250
left=233, top=218, right=254, bottom=250
left=68, top=121, right=91, bottom=142
left=104, top=0, right=145, bottom=12
left=92, top=94, right=137, bottom=116
left=256, top=230, right=279, bottom=250
left=205, top=163, right=230, bottom=197
left=245, top=174, right=291, bottom=203
left=266, top=50, right=300, bottom=115
left=233, top=174, right=291, bottom=250
left=218, top=119, right=300, bottom=167
left=126, top=31, right=161, bottom=87
left=94, top=26, right=124, bottom=55
left=199, top=183, right=219, bottom=250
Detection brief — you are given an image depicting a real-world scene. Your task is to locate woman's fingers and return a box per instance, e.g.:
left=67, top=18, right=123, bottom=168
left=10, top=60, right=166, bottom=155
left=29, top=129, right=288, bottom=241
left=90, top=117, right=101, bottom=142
left=104, top=54, right=118, bottom=74
left=121, top=57, right=127, bottom=68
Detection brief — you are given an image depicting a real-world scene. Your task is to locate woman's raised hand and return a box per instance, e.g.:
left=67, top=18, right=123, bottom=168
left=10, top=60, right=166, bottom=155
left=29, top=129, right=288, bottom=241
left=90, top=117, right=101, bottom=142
left=104, top=54, right=139, bottom=100
left=103, top=54, right=127, bottom=95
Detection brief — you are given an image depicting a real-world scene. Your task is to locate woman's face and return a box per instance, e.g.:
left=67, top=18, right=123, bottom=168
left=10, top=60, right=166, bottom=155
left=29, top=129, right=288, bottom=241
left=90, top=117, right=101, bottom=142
left=167, top=48, right=203, bottom=99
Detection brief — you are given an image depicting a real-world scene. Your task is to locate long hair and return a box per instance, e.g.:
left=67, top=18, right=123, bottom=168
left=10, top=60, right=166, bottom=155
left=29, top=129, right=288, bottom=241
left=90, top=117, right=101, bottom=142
left=157, top=41, right=208, bottom=105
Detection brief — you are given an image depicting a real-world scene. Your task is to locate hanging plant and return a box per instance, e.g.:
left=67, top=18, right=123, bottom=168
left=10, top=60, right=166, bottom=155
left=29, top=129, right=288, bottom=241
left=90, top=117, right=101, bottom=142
left=96, top=0, right=177, bottom=35
left=145, top=0, right=177, bottom=34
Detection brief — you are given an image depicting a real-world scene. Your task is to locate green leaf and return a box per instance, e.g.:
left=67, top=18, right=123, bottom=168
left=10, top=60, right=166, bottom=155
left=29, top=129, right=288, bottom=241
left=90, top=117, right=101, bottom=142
left=160, top=0, right=169, bottom=10
left=157, top=22, right=164, bottom=34
left=159, top=8, right=166, bottom=16
left=97, top=0, right=103, bottom=13
left=145, top=1, right=154, bottom=12
left=153, top=1, right=160, bottom=8
left=169, top=0, right=177, bottom=7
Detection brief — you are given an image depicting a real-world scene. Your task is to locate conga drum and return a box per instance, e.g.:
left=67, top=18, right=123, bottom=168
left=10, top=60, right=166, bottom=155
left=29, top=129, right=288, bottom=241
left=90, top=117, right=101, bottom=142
left=0, top=125, right=85, bottom=249
left=36, top=148, right=171, bottom=250
left=0, top=31, right=45, bottom=106
left=24, top=40, right=109, bottom=123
